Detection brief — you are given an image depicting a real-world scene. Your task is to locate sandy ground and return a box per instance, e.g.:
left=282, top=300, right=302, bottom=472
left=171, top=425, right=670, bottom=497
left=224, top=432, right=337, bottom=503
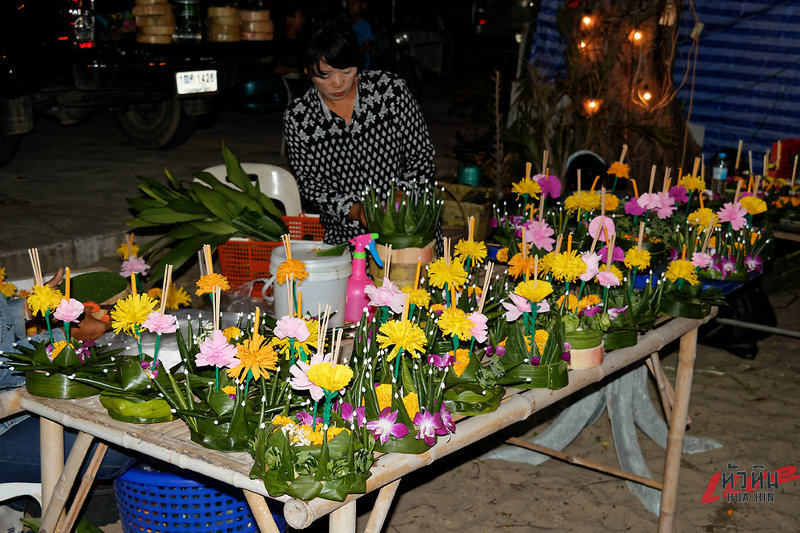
left=97, top=290, right=800, bottom=533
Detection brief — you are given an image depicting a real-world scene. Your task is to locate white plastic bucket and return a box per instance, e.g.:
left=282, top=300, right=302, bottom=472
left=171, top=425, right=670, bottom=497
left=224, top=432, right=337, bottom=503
left=266, top=241, right=352, bottom=327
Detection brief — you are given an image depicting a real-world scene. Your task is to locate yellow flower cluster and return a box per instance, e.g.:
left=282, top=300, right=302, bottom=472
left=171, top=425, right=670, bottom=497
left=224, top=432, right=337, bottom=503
left=679, top=174, right=706, bottom=193
left=687, top=207, right=717, bottom=228
left=427, top=257, right=468, bottom=289
left=514, top=279, right=553, bottom=302
left=227, top=331, right=278, bottom=381
left=524, top=329, right=549, bottom=356
left=222, top=326, right=243, bottom=341
left=276, top=259, right=309, bottom=284
left=451, top=348, right=470, bottom=377
left=437, top=307, right=474, bottom=340
left=548, top=251, right=586, bottom=282
left=148, top=285, right=191, bottom=310
left=577, top=294, right=602, bottom=311
left=607, top=161, right=629, bottom=179
left=27, top=285, right=64, bottom=318
left=624, top=247, right=651, bottom=270
left=116, top=242, right=139, bottom=260
left=273, top=318, right=318, bottom=358
left=507, top=253, right=538, bottom=280
left=511, top=177, right=541, bottom=199
left=110, top=293, right=157, bottom=335
left=564, top=191, right=601, bottom=213
left=496, top=247, right=509, bottom=263
left=665, top=259, right=699, bottom=285
left=377, top=320, right=427, bottom=360
left=401, top=286, right=431, bottom=308
left=557, top=294, right=578, bottom=311
left=454, top=239, right=487, bottom=264
left=740, top=195, right=767, bottom=215
left=307, top=363, right=354, bottom=392
left=195, top=273, right=230, bottom=296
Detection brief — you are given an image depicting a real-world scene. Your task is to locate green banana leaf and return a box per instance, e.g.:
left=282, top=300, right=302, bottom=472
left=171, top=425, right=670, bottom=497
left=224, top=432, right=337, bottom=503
left=99, top=392, right=173, bottom=424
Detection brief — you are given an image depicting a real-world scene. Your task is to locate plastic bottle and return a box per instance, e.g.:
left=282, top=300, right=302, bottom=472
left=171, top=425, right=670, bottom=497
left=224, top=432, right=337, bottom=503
left=172, top=0, right=202, bottom=43
left=345, top=233, right=383, bottom=323
left=712, top=152, right=728, bottom=196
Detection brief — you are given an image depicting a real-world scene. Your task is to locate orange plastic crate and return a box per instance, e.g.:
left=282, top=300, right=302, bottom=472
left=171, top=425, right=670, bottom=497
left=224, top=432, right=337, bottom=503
left=217, top=214, right=324, bottom=288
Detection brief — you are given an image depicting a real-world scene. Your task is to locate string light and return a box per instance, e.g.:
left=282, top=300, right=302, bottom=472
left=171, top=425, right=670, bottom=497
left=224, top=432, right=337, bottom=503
left=583, top=98, right=601, bottom=115
left=580, top=40, right=587, bottom=49
left=582, top=15, right=592, bottom=26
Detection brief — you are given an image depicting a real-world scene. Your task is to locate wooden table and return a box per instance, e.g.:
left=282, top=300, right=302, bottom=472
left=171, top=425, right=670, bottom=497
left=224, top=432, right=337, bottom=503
left=10, top=312, right=714, bottom=533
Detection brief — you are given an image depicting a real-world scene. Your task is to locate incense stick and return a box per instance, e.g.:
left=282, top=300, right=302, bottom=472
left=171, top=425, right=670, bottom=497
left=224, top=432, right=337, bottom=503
left=27, top=248, right=43, bottom=286
left=735, top=140, right=742, bottom=170
left=160, top=264, right=173, bottom=314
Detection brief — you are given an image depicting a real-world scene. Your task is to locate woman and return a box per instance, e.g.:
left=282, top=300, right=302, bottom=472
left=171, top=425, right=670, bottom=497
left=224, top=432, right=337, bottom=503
left=284, top=20, right=435, bottom=245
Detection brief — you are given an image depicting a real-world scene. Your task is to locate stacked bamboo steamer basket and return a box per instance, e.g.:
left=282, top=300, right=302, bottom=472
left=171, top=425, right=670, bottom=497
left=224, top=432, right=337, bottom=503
left=133, top=0, right=175, bottom=44
left=239, top=9, right=274, bottom=41
left=207, top=6, right=241, bottom=42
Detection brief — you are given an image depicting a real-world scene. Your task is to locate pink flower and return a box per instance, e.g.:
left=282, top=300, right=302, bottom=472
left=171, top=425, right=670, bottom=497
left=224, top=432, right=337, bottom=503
left=533, top=173, right=562, bottom=199
left=655, top=192, right=676, bottom=219
left=196, top=330, right=240, bottom=368
left=364, top=278, right=405, bottom=314
left=596, top=270, right=621, bottom=288
left=691, top=252, right=712, bottom=269
left=413, top=408, right=443, bottom=446
left=427, top=353, right=454, bottom=369
left=503, top=293, right=549, bottom=322
left=668, top=185, right=689, bottom=204
left=624, top=197, right=646, bottom=216
left=120, top=257, right=150, bottom=278
left=637, top=193, right=661, bottom=211
left=598, top=245, right=624, bottom=264
left=580, top=251, right=602, bottom=282
left=274, top=316, right=310, bottom=342
left=588, top=215, right=615, bottom=242
left=143, top=311, right=178, bottom=335
left=367, top=407, right=410, bottom=445
left=523, top=220, right=555, bottom=251
left=289, top=351, right=330, bottom=402
left=436, top=403, right=456, bottom=435
left=716, top=201, right=747, bottom=230
left=467, top=311, right=488, bottom=343
left=53, top=298, right=84, bottom=323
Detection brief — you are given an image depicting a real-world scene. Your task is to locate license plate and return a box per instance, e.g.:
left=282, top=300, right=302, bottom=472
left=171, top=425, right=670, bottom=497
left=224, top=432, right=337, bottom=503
left=175, top=70, right=218, bottom=95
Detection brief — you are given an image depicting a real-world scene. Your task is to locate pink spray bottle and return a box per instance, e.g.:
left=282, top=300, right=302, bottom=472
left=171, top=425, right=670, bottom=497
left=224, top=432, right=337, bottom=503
left=345, top=233, right=383, bottom=322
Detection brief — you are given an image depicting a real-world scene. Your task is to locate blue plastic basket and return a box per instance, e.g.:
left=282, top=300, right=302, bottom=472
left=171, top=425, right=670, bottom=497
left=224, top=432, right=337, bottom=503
left=114, top=467, right=286, bottom=533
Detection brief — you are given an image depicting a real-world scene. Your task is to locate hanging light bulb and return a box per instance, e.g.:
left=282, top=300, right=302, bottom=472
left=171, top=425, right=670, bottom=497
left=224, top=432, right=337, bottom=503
left=580, top=40, right=587, bottom=50
left=583, top=98, right=601, bottom=115
left=582, top=15, right=592, bottom=26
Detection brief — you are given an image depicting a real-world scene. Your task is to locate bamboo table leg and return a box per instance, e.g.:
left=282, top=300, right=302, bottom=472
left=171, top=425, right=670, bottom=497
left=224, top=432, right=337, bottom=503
left=329, top=500, right=357, bottom=533
left=40, top=418, right=64, bottom=513
left=56, top=443, right=107, bottom=533
left=364, top=479, right=401, bottom=533
left=658, top=328, right=698, bottom=532
left=39, top=431, right=94, bottom=533
left=243, top=490, right=282, bottom=533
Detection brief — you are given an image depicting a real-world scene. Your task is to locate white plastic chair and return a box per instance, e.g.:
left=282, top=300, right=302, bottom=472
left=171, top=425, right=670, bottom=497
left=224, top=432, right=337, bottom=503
left=0, top=483, right=42, bottom=507
left=200, top=163, right=302, bottom=216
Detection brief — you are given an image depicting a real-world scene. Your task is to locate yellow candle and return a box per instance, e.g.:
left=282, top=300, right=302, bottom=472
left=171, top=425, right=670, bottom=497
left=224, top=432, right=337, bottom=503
left=632, top=180, right=639, bottom=198
left=567, top=232, right=573, bottom=254
left=413, top=259, right=421, bottom=290
left=65, top=267, right=71, bottom=300
left=130, top=273, right=137, bottom=295
left=681, top=244, right=686, bottom=260
left=253, top=307, right=261, bottom=337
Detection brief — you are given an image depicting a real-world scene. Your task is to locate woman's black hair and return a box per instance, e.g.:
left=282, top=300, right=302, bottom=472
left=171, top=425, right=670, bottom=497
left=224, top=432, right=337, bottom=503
left=304, top=19, right=361, bottom=78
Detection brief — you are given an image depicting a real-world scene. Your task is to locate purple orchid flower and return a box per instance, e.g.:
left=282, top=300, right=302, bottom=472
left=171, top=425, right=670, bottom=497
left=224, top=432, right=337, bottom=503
left=296, top=411, right=324, bottom=427
left=561, top=351, right=571, bottom=362
left=582, top=305, right=603, bottom=317
left=714, top=257, right=737, bottom=278
left=489, top=218, right=499, bottom=228
left=366, top=407, right=410, bottom=445
left=427, top=353, right=454, bottom=369
left=75, top=339, right=95, bottom=362
left=669, top=247, right=680, bottom=262
left=745, top=255, right=763, bottom=274
left=436, top=403, right=456, bottom=435
left=413, top=408, right=443, bottom=446
left=608, top=306, right=628, bottom=320
left=340, top=401, right=367, bottom=428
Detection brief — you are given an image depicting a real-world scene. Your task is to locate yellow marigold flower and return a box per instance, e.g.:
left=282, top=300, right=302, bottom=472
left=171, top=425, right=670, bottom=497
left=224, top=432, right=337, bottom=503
left=430, top=303, right=447, bottom=314
left=548, top=251, right=586, bottom=282
left=511, top=177, right=541, bottom=199
left=222, top=326, right=243, bottom=341
left=624, top=247, right=651, bottom=270
left=687, top=207, right=717, bottom=227
left=577, top=294, right=602, bottom=311
left=49, top=340, right=69, bottom=361
left=523, top=330, right=549, bottom=356
left=515, top=279, right=553, bottom=302
left=0, top=267, right=5, bottom=281
left=604, top=193, right=620, bottom=212
left=427, top=257, right=468, bottom=289
left=402, top=286, right=431, bottom=308
left=0, top=281, right=17, bottom=298
left=557, top=294, right=578, bottom=311
left=273, top=318, right=318, bottom=358
left=377, top=320, right=427, bottom=360
left=665, top=259, right=699, bottom=286
left=402, top=392, right=419, bottom=421
left=564, top=191, right=600, bottom=213
left=538, top=251, right=555, bottom=275
left=27, top=285, right=64, bottom=318
left=496, top=247, right=509, bottom=263
left=327, top=427, right=349, bottom=440
left=607, top=161, right=629, bottom=179
left=307, top=362, right=354, bottom=392
left=679, top=174, right=706, bottom=193
left=740, top=195, right=767, bottom=215
left=507, top=253, right=538, bottom=280
left=227, top=331, right=278, bottom=381
left=196, top=273, right=230, bottom=296
left=221, top=385, right=237, bottom=396
left=437, top=307, right=474, bottom=340
left=110, top=293, right=157, bottom=335
left=149, top=285, right=192, bottom=310
left=454, top=239, right=488, bottom=264
left=276, top=258, right=309, bottom=285
left=116, top=242, right=139, bottom=260
left=375, top=383, right=393, bottom=411
left=451, top=348, right=470, bottom=377
left=271, top=415, right=295, bottom=427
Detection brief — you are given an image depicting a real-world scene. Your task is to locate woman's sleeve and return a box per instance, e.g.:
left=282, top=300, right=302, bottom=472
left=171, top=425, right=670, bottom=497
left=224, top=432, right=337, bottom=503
left=284, top=108, right=360, bottom=223
left=393, top=78, right=435, bottom=191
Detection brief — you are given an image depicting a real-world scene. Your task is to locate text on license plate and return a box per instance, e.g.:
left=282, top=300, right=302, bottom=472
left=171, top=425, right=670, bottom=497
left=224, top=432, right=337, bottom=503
left=175, top=70, right=218, bottom=95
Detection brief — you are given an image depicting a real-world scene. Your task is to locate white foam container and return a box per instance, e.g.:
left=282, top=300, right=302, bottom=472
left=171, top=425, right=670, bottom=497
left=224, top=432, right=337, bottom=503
left=267, top=241, right=352, bottom=327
